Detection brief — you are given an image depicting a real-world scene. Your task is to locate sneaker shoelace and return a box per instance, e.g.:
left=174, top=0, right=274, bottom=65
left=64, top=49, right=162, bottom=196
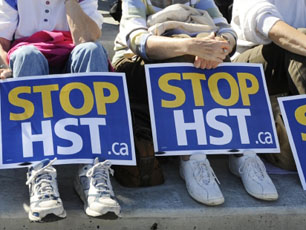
left=239, top=156, right=266, bottom=182
left=26, top=158, right=57, bottom=200
left=193, top=160, right=220, bottom=185
left=86, top=160, right=114, bottom=196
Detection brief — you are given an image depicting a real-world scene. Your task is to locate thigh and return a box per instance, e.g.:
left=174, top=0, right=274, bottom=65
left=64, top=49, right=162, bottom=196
left=234, top=43, right=289, bottom=95
left=286, top=51, right=306, bottom=94
left=233, top=45, right=266, bottom=63
left=114, top=56, right=152, bottom=132
left=114, top=56, right=147, bottom=105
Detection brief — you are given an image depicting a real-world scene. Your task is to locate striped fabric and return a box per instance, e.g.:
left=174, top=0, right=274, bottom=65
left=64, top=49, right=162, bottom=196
left=112, top=0, right=236, bottom=63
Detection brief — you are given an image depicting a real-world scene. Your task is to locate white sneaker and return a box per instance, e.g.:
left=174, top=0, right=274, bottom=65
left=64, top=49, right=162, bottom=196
left=74, top=158, right=120, bottom=217
left=229, top=151, right=278, bottom=201
left=26, top=158, right=66, bottom=222
left=180, top=154, right=224, bottom=206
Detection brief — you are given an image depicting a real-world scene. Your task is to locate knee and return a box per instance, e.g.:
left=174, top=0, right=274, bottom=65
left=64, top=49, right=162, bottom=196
left=75, top=42, right=107, bottom=57
left=10, top=45, right=47, bottom=68
left=11, top=45, right=42, bottom=60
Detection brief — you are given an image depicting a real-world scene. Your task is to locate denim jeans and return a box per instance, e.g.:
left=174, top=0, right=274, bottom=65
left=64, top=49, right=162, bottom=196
left=9, top=41, right=109, bottom=77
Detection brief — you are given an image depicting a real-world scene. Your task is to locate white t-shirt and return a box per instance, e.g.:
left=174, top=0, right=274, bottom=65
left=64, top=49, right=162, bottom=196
left=231, top=0, right=306, bottom=56
left=0, top=0, right=103, bottom=40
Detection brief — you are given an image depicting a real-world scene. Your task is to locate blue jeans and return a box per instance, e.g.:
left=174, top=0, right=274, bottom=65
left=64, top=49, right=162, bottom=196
left=9, top=41, right=109, bottom=77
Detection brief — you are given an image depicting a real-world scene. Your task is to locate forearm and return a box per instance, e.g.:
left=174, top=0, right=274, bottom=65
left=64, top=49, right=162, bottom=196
left=0, top=37, right=10, bottom=66
left=0, top=49, right=8, bottom=67
left=0, top=38, right=12, bottom=78
left=269, top=20, right=306, bottom=56
left=145, top=36, right=188, bottom=60
left=65, top=0, right=101, bottom=45
left=145, top=34, right=229, bottom=62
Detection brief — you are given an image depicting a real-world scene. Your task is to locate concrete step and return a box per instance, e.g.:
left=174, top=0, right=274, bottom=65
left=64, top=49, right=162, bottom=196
left=0, top=156, right=306, bottom=230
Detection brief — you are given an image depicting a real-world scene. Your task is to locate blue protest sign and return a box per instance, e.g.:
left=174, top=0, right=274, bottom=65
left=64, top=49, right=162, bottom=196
left=145, top=63, right=279, bottom=155
left=0, top=73, right=136, bottom=168
left=278, top=95, right=306, bottom=190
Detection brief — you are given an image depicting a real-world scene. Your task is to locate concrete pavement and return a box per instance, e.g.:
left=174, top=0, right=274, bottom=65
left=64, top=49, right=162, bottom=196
left=1, top=156, right=306, bottom=229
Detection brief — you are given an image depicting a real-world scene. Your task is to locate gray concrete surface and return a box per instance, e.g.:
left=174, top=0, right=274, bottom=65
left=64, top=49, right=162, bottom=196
left=1, top=1, right=306, bottom=229
left=98, top=0, right=119, bottom=59
left=1, top=156, right=306, bottom=230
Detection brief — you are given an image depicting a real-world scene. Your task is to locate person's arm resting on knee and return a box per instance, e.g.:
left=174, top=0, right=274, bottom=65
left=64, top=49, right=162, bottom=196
left=268, top=20, right=306, bottom=57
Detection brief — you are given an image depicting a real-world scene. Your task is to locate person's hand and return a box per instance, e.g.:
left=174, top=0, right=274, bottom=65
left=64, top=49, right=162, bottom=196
left=0, top=67, right=13, bottom=79
left=187, top=32, right=229, bottom=63
left=194, top=56, right=220, bottom=69
left=215, top=35, right=234, bottom=54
